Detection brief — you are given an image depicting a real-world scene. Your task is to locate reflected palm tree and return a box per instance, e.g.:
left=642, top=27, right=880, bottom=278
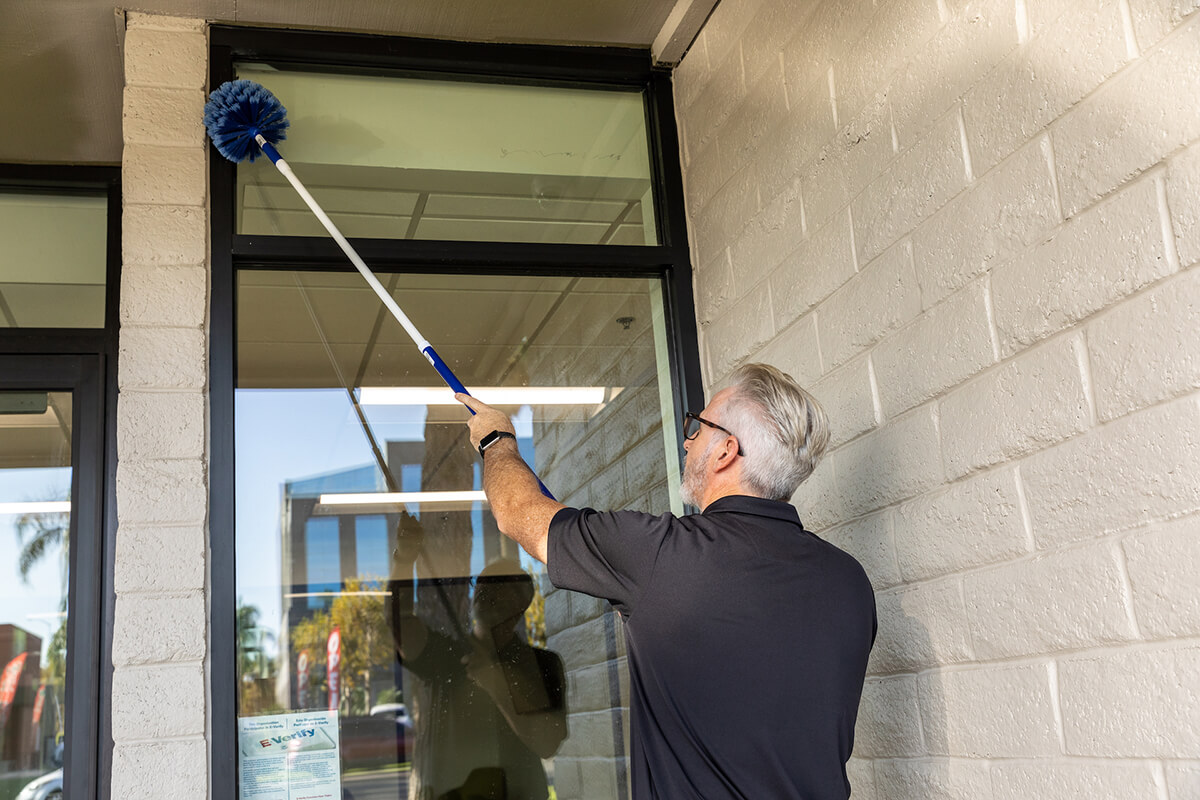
left=14, top=508, right=68, bottom=587
left=237, top=599, right=280, bottom=715
left=14, top=505, right=69, bottom=677
left=237, top=599, right=277, bottom=677
left=11, top=503, right=70, bottom=768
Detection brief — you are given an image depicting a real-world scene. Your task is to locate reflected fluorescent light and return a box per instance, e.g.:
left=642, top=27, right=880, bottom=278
left=0, top=501, right=70, bottom=515
left=315, top=490, right=487, bottom=515
left=359, top=386, right=607, bottom=406
left=284, top=591, right=390, bottom=599
left=321, top=491, right=486, bottom=505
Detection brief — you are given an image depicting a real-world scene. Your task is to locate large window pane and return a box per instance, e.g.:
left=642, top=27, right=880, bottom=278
left=0, top=193, right=107, bottom=329
left=0, top=392, right=71, bottom=800
left=234, top=63, right=659, bottom=246
left=235, top=271, right=682, bottom=799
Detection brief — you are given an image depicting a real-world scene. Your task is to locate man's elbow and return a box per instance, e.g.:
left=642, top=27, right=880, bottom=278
left=489, top=495, right=521, bottom=537
left=497, top=518, right=549, bottom=563
left=492, top=498, right=558, bottom=563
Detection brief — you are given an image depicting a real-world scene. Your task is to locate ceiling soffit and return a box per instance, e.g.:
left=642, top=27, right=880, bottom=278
left=0, top=0, right=717, bottom=164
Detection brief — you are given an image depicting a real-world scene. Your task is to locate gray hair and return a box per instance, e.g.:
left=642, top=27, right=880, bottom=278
left=719, top=363, right=831, bottom=501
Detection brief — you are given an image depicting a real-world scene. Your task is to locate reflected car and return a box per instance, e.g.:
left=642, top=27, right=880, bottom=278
left=16, top=769, right=62, bottom=800
left=340, top=704, right=413, bottom=767
left=368, top=702, right=412, bottom=729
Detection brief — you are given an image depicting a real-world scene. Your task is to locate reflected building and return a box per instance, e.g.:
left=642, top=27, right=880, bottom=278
left=274, top=437, right=513, bottom=714
left=276, top=457, right=393, bottom=713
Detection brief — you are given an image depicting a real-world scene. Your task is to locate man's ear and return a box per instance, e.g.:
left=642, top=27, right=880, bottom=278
left=712, top=435, right=740, bottom=472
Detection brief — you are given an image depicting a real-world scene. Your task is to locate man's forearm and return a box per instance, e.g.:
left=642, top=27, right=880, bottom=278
left=481, top=441, right=563, bottom=563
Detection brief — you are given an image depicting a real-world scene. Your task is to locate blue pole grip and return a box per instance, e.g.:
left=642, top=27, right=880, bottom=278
left=422, top=346, right=470, bottom=404
left=258, top=139, right=282, bottom=164
left=423, top=345, right=556, bottom=500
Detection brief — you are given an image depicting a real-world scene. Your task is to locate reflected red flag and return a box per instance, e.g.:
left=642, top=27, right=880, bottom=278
left=32, top=684, right=46, bottom=724
left=0, top=653, right=29, bottom=730
left=326, top=628, right=340, bottom=712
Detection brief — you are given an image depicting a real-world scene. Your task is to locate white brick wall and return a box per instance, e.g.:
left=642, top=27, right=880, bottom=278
left=114, top=12, right=210, bottom=799
left=676, top=0, right=1200, bottom=792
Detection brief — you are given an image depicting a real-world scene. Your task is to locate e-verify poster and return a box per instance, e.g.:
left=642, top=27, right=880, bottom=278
left=239, top=711, right=341, bottom=800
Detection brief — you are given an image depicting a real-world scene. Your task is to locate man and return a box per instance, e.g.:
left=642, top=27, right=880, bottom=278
left=457, top=363, right=877, bottom=799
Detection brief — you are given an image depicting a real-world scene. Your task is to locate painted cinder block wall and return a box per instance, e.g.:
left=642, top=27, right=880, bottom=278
left=674, top=0, right=1200, bottom=796
left=114, top=13, right=211, bottom=798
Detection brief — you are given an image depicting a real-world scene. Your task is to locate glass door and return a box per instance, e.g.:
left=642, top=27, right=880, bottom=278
left=0, top=356, right=103, bottom=800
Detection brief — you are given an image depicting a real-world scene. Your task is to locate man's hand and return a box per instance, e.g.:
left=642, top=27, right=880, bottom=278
left=456, top=393, right=517, bottom=451
left=390, top=512, right=425, bottom=576
left=463, top=640, right=506, bottom=696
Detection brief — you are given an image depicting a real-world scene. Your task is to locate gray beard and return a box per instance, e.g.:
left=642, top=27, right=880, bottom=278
left=679, top=435, right=720, bottom=508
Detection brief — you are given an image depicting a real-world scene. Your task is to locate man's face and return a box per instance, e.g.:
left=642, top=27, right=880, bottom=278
left=680, top=434, right=718, bottom=507
left=471, top=578, right=533, bottom=638
left=680, top=390, right=733, bottom=507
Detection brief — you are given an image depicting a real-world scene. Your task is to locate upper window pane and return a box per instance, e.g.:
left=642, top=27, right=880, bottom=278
left=233, top=63, right=659, bottom=245
left=0, top=193, right=107, bottom=328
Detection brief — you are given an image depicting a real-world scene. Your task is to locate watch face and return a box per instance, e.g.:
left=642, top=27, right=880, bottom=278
left=480, top=431, right=513, bottom=457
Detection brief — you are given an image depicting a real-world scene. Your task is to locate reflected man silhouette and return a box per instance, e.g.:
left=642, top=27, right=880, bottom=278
left=388, top=515, right=566, bottom=800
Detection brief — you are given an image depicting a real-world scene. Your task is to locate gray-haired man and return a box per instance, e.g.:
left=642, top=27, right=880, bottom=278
left=457, top=363, right=876, bottom=800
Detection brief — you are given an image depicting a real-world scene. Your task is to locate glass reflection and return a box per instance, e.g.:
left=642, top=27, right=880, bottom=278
left=235, top=272, right=681, bottom=799
left=0, top=392, right=71, bottom=800
left=389, top=515, right=566, bottom=800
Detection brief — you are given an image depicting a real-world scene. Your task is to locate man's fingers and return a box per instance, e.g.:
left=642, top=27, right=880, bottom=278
left=455, top=392, right=485, bottom=413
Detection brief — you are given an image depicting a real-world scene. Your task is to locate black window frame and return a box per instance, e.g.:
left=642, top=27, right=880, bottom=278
left=208, top=27, right=703, bottom=800
left=0, top=164, right=121, bottom=800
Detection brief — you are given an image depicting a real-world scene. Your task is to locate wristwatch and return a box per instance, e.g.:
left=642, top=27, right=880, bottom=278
left=478, top=430, right=516, bottom=459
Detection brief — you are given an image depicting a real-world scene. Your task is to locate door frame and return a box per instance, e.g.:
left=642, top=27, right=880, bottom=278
left=0, top=353, right=107, bottom=799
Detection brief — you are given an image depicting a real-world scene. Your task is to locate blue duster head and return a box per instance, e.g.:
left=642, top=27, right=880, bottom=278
left=204, top=80, right=289, bottom=163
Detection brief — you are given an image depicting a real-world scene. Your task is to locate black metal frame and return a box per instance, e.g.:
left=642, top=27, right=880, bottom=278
left=209, top=27, right=702, bottom=800
left=0, top=164, right=121, bottom=800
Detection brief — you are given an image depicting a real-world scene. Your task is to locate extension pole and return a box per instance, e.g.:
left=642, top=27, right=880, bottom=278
left=253, top=135, right=469, bottom=395
left=253, top=135, right=555, bottom=500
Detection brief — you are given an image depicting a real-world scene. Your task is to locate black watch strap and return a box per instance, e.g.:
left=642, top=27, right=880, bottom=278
left=478, top=430, right=516, bottom=459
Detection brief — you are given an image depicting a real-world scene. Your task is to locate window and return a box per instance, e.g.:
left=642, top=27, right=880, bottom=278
left=211, top=29, right=700, bottom=800
left=235, top=64, right=659, bottom=246
left=0, top=191, right=108, bottom=328
left=0, top=170, right=117, bottom=800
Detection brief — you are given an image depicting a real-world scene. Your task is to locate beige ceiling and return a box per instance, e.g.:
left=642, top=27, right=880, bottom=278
left=0, top=0, right=716, bottom=165
left=236, top=271, right=659, bottom=396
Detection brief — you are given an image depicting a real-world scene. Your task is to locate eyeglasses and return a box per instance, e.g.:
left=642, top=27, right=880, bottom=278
left=683, top=412, right=745, bottom=456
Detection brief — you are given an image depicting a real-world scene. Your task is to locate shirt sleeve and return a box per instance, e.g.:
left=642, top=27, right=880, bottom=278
left=546, top=506, right=675, bottom=615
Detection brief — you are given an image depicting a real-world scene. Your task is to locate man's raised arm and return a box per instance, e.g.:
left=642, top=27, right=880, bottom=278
left=456, top=393, right=565, bottom=563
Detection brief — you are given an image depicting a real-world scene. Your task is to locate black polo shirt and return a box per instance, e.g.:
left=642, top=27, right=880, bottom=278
left=548, top=495, right=876, bottom=800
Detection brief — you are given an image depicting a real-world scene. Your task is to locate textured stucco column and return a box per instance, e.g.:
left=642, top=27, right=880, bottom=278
left=114, top=13, right=210, bottom=798
left=674, top=0, right=1200, bottom=796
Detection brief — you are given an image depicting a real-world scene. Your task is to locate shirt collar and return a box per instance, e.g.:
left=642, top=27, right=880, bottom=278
left=701, top=494, right=804, bottom=528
